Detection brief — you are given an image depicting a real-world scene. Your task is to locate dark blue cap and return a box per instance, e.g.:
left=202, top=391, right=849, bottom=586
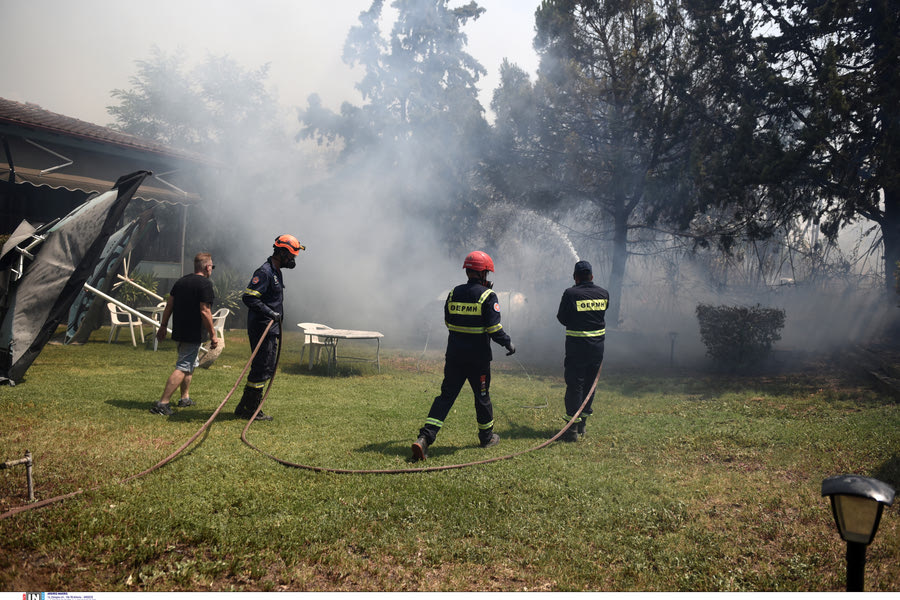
left=574, top=260, right=592, bottom=276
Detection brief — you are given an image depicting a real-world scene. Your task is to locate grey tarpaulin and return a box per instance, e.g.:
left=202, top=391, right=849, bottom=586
left=0, top=171, right=151, bottom=384
left=64, top=209, right=158, bottom=345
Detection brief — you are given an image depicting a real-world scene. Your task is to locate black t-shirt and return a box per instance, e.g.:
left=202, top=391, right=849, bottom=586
left=170, top=273, right=215, bottom=343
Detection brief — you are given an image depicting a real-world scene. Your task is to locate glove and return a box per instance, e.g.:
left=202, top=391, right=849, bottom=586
left=267, top=310, right=282, bottom=323
left=505, top=342, right=516, bottom=356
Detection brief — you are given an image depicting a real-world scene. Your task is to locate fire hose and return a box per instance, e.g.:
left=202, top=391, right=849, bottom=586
left=239, top=325, right=600, bottom=473
left=2, top=318, right=600, bottom=517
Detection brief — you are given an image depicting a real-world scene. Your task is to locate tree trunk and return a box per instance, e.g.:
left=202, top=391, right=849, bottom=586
left=606, top=209, right=629, bottom=329
left=883, top=184, right=900, bottom=297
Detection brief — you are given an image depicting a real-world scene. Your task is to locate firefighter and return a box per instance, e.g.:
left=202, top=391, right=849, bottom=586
left=411, top=251, right=516, bottom=461
left=234, top=234, right=305, bottom=421
left=556, top=260, right=609, bottom=441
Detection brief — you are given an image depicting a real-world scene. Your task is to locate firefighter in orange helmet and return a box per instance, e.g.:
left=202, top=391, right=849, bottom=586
left=411, top=251, right=516, bottom=460
left=235, top=234, right=304, bottom=421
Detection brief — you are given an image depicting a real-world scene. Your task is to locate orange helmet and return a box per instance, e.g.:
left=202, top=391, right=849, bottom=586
left=463, top=251, right=494, bottom=273
left=274, top=234, right=304, bottom=256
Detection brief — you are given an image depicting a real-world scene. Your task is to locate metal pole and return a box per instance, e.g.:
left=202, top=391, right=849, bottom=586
left=846, top=541, right=866, bottom=592
left=25, top=451, right=33, bottom=502
left=0, top=451, right=34, bottom=502
left=669, top=332, right=677, bottom=367
left=180, top=204, right=188, bottom=277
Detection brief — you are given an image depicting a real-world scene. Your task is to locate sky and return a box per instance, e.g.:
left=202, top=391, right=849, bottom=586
left=2, top=0, right=542, bottom=126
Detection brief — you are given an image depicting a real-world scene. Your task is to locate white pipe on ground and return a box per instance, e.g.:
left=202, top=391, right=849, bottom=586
left=83, top=283, right=169, bottom=332
left=82, top=283, right=212, bottom=355
left=116, top=274, right=164, bottom=302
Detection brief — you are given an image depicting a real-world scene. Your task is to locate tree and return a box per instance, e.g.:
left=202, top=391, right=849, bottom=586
left=686, top=0, right=900, bottom=295
left=107, top=47, right=290, bottom=267
left=498, top=0, right=702, bottom=325
left=108, top=46, right=278, bottom=156
left=298, top=0, right=491, bottom=248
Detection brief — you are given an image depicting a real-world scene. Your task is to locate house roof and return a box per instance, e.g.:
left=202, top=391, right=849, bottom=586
left=0, top=97, right=217, bottom=205
left=0, top=97, right=209, bottom=165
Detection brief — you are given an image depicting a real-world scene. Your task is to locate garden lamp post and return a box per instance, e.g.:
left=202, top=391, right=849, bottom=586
left=821, top=475, right=895, bottom=592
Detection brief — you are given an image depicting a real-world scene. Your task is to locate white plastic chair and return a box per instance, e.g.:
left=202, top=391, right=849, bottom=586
left=107, top=302, right=144, bottom=346
left=150, top=301, right=168, bottom=351
left=297, top=322, right=332, bottom=369
left=211, top=307, right=230, bottom=340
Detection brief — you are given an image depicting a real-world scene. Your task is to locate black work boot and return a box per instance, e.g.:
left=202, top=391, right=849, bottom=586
left=249, top=389, right=273, bottom=422
left=234, top=386, right=255, bottom=417
left=235, top=385, right=271, bottom=421
left=411, top=436, right=429, bottom=461
left=559, top=424, right=579, bottom=442
left=480, top=431, right=500, bottom=448
left=576, top=416, right=586, bottom=439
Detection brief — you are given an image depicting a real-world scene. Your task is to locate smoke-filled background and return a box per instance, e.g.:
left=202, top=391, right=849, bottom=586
left=4, top=0, right=893, bottom=371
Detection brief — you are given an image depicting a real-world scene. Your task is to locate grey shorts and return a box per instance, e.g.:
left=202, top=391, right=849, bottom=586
left=175, top=342, right=202, bottom=373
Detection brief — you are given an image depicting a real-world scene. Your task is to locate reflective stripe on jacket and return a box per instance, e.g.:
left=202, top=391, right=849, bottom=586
left=444, top=280, right=511, bottom=362
left=242, top=257, right=284, bottom=334
left=557, top=281, right=609, bottom=346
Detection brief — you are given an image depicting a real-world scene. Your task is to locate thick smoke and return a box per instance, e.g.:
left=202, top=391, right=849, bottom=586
left=162, top=5, right=892, bottom=374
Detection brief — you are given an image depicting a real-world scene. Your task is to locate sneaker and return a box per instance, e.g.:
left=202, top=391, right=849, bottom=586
left=252, top=411, right=273, bottom=422
left=480, top=432, right=500, bottom=448
left=150, top=402, right=173, bottom=416
left=411, top=436, right=429, bottom=461
left=177, top=397, right=194, bottom=407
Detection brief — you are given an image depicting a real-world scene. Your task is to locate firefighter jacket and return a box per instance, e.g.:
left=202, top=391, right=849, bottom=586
left=444, top=279, right=512, bottom=363
left=242, top=257, right=284, bottom=335
left=556, top=281, right=609, bottom=356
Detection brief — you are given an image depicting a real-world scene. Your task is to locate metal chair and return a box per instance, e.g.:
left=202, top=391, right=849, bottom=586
left=107, top=302, right=144, bottom=346
left=297, top=322, right=332, bottom=369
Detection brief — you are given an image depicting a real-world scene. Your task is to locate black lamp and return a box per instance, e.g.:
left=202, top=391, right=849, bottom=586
left=821, top=474, right=895, bottom=591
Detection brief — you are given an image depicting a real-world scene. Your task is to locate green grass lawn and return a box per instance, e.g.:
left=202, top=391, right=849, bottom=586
left=1, top=329, right=898, bottom=591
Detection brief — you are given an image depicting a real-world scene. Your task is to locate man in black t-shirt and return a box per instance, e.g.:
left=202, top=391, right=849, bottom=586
left=150, top=252, right=219, bottom=416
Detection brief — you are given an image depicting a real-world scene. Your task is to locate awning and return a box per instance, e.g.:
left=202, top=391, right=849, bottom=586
left=4, top=165, right=200, bottom=206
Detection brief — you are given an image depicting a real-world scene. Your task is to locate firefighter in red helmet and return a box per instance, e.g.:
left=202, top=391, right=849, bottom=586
left=411, top=251, right=516, bottom=460
left=235, top=234, right=305, bottom=421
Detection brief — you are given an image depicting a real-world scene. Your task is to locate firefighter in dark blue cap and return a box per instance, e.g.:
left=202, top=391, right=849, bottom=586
left=556, top=260, right=609, bottom=441
left=235, top=234, right=304, bottom=421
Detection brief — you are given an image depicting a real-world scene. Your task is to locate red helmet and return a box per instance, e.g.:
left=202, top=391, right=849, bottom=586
left=274, top=234, right=304, bottom=256
left=463, top=251, right=494, bottom=273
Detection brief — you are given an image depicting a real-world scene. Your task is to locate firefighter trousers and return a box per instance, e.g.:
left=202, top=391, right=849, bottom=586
left=419, top=358, right=494, bottom=445
left=563, top=348, right=604, bottom=422
left=248, top=326, right=279, bottom=384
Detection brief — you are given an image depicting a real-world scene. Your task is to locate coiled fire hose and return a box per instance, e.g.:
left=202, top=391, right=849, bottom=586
left=2, top=319, right=600, bottom=516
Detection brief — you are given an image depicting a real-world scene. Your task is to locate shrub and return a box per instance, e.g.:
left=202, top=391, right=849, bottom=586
left=211, top=266, right=247, bottom=327
left=696, top=303, right=786, bottom=368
